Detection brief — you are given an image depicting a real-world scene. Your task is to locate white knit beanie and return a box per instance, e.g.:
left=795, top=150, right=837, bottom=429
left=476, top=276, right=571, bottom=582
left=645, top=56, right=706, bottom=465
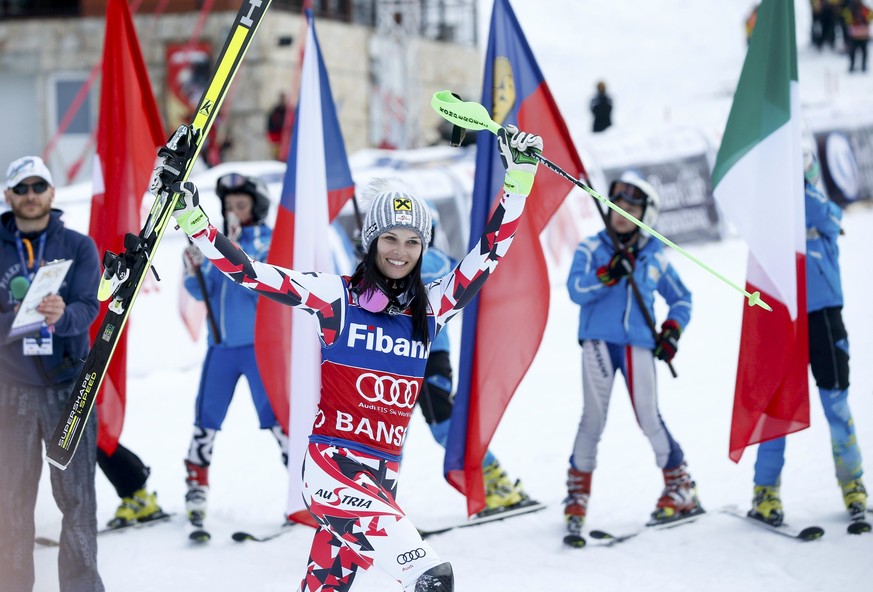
left=361, top=182, right=432, bottom=253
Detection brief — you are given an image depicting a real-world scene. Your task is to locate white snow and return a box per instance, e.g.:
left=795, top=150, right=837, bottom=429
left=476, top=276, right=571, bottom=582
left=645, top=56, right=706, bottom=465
left=30, top=1, right=873, bottom=590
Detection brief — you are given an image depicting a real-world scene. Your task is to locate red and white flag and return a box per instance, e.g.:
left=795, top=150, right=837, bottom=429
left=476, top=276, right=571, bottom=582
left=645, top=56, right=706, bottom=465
left=90, top=0, right=165, bottom=454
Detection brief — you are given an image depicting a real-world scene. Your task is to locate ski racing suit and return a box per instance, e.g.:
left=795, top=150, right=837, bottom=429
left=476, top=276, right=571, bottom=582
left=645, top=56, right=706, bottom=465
left=754, top=182, right=863, bottom=487
left=566, top=229, right=692, bottom=473
left=186, top=190, right=527, bottom=591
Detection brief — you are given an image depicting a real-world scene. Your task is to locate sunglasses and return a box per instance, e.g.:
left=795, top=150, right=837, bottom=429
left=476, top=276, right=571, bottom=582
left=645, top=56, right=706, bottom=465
left=608, top=181, right=648, bottom=206
left=10, top=181, right=50, bottom=195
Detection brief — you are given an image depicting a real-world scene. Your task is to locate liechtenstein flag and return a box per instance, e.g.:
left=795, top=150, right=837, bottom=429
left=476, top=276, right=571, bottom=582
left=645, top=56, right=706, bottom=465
left=253, top=10, right=354, bottom=518
left=445, top=0, right=587, bottom=516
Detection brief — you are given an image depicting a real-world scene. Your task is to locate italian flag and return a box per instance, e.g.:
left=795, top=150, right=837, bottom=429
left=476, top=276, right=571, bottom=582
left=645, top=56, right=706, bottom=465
left=711, top=0, right=809, bottom=463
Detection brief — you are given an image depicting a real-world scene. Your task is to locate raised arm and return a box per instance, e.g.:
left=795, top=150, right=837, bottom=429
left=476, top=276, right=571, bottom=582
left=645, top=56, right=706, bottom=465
left=170, top=181, right=346, bottom=344
left=425, top=125, right=542, bottom=332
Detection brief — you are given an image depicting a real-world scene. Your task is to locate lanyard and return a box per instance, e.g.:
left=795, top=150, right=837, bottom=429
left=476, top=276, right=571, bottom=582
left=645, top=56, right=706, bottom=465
left=15, top=231, right=47, bottom=281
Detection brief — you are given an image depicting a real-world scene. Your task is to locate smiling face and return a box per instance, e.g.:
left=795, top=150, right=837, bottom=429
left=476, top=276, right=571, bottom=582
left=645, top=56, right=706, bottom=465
left=374, top=228, right=423, bottom=280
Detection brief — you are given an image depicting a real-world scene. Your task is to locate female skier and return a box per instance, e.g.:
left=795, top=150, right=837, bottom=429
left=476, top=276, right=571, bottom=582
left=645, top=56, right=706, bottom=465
left=163, top=123, right=542, bottom=592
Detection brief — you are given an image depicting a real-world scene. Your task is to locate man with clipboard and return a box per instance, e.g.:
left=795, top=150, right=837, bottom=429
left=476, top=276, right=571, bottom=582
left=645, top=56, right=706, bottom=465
left=0, top=155, right=104, bottom=591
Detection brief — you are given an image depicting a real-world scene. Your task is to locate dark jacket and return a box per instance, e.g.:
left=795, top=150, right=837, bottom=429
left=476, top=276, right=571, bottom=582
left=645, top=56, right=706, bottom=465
left=0, top=209, right=100, bottom=386
left=590, top=92, right=613, bottom=132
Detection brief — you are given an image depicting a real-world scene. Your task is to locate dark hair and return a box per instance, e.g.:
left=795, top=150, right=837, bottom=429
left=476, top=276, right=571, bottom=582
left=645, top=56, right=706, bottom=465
left=350, top=246, right=430, bottom=348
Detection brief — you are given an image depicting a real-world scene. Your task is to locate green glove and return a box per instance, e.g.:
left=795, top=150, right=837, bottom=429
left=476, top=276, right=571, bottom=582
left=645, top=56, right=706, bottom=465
left=170, top=181, right=210, bottom=236
left=497, top=123, right=542, bottom=197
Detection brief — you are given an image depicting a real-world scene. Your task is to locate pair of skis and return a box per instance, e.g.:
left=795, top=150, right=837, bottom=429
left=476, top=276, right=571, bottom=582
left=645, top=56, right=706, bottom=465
left=35, top=511, right=175, bottom=548
left=45, top=0, right=274, bottom=471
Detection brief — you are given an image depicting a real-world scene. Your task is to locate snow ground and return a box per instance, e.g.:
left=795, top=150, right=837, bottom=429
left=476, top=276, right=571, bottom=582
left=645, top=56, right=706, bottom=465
left=30, top=1, right=873, bottom=590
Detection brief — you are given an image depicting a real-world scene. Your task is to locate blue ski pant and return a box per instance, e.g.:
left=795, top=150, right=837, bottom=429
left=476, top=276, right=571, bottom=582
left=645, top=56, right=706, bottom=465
left=194, top=344, right=276, bottom=430
left=754, top=307, right=863, bottom=486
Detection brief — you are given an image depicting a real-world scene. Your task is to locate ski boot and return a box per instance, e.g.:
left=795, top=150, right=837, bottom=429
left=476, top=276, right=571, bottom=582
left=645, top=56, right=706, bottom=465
left=841, top=478, right=868, bottom=515
left=748, top=485, right=784, bottom=526
left=563, top=467, right=591, bottom=548
left=650, top=462, right=703, bottom=524
left=185, top=460, right=211, bottom=542
left=107, top=488, right=164, bottom=529
left=479, top=461, right=524, bottom=517
left=841, top=479, right=871, bottom=533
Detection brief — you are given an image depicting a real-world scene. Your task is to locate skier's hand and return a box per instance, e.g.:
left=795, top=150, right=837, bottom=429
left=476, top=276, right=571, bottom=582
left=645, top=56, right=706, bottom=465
left=183, top=244, right=205, bottom=277
left=170, top=181, right=210, bottom=236
left=497, top=124, right=542, bottom=197
left=597, top=249, right=635, bottom=286
left=654, top=320, right=681, bottom=362
left=149, top=125, right=198, bottom=198
left=225, top=211, right=242, bottom=243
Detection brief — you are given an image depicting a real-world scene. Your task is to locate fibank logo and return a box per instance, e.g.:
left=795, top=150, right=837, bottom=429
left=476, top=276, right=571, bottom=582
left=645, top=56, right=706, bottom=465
left=347, top=323, right=428, bottom=359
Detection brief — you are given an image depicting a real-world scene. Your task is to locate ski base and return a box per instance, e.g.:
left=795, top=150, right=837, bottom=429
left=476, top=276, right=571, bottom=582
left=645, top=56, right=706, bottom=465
left=721, top=506, right=823, bottom=541
left=418, top=499, right=546, bottom=539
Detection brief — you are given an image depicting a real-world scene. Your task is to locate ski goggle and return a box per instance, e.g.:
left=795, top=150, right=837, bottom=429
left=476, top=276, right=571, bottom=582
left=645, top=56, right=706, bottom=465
left=608, top=180, right=649, bottom=207
left=216, top=173, right=257, bottom=196
left=10, top=180, right=50, bottom=195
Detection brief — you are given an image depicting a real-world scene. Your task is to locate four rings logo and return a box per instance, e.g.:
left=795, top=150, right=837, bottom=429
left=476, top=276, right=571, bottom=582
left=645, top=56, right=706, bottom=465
left=356, top=373, right=418, bottom=409
left=396, top=548, right=427, bottom=565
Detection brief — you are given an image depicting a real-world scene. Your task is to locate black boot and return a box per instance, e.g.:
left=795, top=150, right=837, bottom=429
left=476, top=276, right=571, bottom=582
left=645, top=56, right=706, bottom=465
left=414, top=562, right=453, bottom=591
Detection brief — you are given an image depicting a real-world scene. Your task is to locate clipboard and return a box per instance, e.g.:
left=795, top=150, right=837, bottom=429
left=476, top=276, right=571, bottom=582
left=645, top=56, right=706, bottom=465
left=9, top=259, right=73, bottom=338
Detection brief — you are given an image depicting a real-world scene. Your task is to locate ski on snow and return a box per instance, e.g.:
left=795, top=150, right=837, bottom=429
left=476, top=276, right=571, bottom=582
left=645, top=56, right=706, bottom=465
left=720, top=505, right=824, bottom=541
left=36, top=511, right=175, bottom=547
left=418, top=499, right=546, bottom=539
left=564, top=506, right=707, bottom=549
left=45, top=0, right=274, bottom=471
left=231, top=520, right=297, bottom=543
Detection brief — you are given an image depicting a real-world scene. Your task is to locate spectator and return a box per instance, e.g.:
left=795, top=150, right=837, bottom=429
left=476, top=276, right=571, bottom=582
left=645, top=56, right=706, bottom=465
left=0, top=155, right=104, bottom=591
left=590, top=81, right=613, bottom=133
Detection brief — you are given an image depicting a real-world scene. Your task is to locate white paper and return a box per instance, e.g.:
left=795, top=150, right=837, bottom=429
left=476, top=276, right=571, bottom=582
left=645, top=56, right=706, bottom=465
left=10, top=259, right=73, bottom=338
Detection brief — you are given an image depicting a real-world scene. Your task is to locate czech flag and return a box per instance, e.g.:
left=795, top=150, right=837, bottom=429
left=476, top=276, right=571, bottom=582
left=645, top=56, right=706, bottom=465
left=254, top=10, right=355, bottom=517
left=445, top=0, right=587, bottom=516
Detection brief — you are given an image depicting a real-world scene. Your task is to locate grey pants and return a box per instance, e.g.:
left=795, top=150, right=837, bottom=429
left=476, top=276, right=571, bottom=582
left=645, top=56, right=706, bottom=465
left=0, top=382, right=104, bottom=592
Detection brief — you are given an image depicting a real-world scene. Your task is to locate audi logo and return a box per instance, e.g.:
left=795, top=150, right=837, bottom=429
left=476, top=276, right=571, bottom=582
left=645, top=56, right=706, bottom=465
left=356, top=373, right=418, bottom=409
left=396, top=548, right=427, bottom=565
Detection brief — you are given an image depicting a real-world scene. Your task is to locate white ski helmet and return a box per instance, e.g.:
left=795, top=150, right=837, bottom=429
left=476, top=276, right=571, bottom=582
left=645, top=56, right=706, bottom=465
left=608, top=171, right=660, bottom=230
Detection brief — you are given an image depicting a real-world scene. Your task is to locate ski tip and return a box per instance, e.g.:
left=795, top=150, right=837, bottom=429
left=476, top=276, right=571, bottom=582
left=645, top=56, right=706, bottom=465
left=189, top=530, right=211, bottom=544
left=798, top=526, right=825, bottom=540
left=587, top=530, right=614, bottom=540
left=231, top=531, right=254, bottom=542
left=562, top=534, right=587, bottom=548
left=847, top=521, right=871, bottom=536
left=34, top=536, right=60, bottom=547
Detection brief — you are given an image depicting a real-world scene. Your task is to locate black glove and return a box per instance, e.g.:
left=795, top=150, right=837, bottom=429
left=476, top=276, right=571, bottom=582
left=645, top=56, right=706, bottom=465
left=654, top=320, right=681, bottom=362
left=596, top=249, right=635, bottom=286
left=148, top=125, right=198, bottom=198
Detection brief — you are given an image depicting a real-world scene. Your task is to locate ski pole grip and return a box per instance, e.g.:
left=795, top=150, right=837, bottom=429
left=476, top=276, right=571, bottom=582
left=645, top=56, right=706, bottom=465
left=431, top=91, right=502, bottom=135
